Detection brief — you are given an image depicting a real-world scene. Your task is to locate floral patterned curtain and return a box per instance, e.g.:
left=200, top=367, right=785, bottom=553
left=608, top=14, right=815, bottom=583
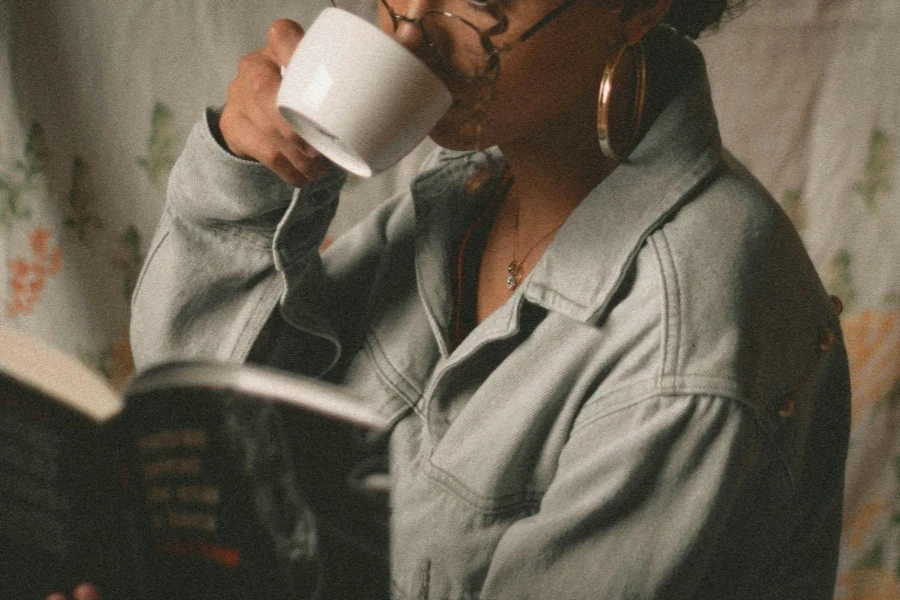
left=700, top=2, right=900, bottom=597
left=1, top=0, right=898, bottom=597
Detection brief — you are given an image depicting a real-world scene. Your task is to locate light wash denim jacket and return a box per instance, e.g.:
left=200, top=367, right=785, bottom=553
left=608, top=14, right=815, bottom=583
left=132, top=39, right=850, bottom=599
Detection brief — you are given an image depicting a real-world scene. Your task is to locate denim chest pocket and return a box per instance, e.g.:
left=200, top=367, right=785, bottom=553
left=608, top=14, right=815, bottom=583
left=421, top=379, right=580, bottom=514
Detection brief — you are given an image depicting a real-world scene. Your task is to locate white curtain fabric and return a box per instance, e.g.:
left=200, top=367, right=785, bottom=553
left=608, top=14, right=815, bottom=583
left=1, top=0, right=898, bottom=596
left=701, top=5, right=900, bottom=596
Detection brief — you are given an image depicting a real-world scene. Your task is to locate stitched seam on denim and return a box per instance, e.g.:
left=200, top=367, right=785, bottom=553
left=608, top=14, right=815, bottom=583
left=421, top=459, right=544, bottom=514
left=587, top=146, right=721, bottom=323
left=569, top=393, right=770, bottom=469
left=656, top=229, right=683, bottom=382
left=647, top=235, right=672, bottom=388
left=569, top=389, right=794, bottom=502
left=367, top=328, right=425, bottom=401
left=573, top=376, right=721, bottom=425
left=572, top=379, right=754, bottom=433
left=131, top=228, right=169, bottom=310
left=413, top=205, right=451, bottom=358
left=363, top=335, right=425, bottom=418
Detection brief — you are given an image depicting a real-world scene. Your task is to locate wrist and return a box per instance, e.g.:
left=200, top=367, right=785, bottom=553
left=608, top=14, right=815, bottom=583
left=207, top=107, right=253, bottom=160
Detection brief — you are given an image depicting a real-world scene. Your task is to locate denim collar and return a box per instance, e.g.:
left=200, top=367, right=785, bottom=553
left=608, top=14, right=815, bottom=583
left=410, top=35, right=723, bottom=352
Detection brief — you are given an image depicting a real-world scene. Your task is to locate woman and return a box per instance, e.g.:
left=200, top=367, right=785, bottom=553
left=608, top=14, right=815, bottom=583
left=125, top=0, right=852, bottom=598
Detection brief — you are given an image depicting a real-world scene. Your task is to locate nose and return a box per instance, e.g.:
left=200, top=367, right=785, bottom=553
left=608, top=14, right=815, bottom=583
left=379, top=0, right=430, bottom=58
left=393, top=20, right=427, bottom=53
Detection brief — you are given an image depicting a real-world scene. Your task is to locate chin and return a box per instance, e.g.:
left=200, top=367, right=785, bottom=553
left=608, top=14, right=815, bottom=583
left=428, top=109, right=498, bottom=152
left=428, top=129, right=476, bottom=152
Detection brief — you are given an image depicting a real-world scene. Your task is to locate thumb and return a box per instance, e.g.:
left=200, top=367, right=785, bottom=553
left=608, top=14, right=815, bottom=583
left=267, top=19, right=305, bottom=68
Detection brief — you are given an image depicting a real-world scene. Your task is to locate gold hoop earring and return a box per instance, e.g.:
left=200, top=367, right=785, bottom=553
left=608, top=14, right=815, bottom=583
left=597, top=40, right=647, bottom=162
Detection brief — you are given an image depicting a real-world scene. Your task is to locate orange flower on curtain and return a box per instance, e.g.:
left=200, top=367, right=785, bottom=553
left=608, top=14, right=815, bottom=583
left=836, top=568, right=900, bottom=600
left=5, top=226, right=62, bottom=317
left=841, top=310, right=900, bottom=427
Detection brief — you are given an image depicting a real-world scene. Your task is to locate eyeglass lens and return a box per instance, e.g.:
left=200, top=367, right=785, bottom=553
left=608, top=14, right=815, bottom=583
left=333, top=0, right=498, bottom=79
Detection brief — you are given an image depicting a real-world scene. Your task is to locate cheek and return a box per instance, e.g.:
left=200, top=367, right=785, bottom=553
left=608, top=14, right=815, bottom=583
left=484, top=46, right=602, bottom=138
left=428, top=10, right=613, bottom=149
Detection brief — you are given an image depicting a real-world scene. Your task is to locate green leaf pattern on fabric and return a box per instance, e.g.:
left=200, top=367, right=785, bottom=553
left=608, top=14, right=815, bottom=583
left=845, top=445, right=900, bottom=578
left=856, top=539, right=886, bottom=571
left=828, top=249, right=857, bottom=313
left=780, top=187, right=807, bottom=231
left=63, top=156, right=106, bottom=244
left=116, top=225, right=144, bottom=300
left=0, top=122, right=46, bottom=229
left=893, top=452, right=900, bottom=580
left=137, top=102, right=178, bottom=189
left=18, top=122, right=49, bottom=181
left=855, top=129, right=895, bottom=210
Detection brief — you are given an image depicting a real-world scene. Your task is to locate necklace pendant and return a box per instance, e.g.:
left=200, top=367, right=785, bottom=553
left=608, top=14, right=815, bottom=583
left=506, top=262, right=519, bottom=291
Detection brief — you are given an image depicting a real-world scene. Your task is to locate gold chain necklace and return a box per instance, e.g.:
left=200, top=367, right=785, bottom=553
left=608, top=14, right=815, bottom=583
left=506, top=192, right=565, bottom=291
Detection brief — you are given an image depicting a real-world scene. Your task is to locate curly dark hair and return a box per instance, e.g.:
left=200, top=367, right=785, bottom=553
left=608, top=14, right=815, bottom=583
left=625, top=0, right=748, bottom=39
left=666, top=0, right=746, bottom=37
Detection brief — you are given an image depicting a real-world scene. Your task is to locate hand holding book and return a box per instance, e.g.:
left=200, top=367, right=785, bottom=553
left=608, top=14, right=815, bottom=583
left=46, top=582, right=101, bottom=600
left=0, top=326, right=391, bottom=600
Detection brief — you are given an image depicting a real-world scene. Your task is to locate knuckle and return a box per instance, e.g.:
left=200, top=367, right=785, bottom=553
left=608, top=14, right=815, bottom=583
left=236, top=51, right=272, bottom=78
left=236, top=54, right=255, bottom=73
left=258, top=145, right=282, bottom=167
left=277, top=122, right=302, bottom=143
left=249, top=75, right=269, bottom=95
left=225, top=77, right=242, bottom=99
left=267, top=19, right=302, bottom=45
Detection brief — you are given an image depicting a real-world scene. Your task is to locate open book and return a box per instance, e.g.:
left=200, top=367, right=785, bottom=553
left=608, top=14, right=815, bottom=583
left=0, top=326, right=391, bottom=600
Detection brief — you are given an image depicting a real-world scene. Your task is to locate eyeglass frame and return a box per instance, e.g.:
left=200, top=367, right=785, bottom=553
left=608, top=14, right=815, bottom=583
left=330, top=0, right=584, bottom=80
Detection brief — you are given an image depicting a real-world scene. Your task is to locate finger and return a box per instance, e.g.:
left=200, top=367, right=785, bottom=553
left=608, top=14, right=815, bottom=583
left=273, top=143, right=333, bottom=186
left=260, top=22, right=321, bottom=158
left=258, top=99, right=320, bottom=159
left=234, top=50, right=282, bottom=104
left=230, top=51, right=319, bottom=159
left=269, top=114, right=320, bottom=158
left=267, top=19, right=305, bottom=69
left=235, top=94, right=322, bottom=167
left=277, top=134, right=329, bottom=175
left=46, top=594, right=66, bottom=600
left=72, top=583, right=101, bottom=600
left=222, top=111, right=313, bottom=185
left=257, top=139, right=326, bottom=189
left=271, top=154, right=317, bottom=188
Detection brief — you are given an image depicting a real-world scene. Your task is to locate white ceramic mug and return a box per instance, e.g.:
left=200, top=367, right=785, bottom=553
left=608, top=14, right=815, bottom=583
left=277, top=8, right=453, bottom=178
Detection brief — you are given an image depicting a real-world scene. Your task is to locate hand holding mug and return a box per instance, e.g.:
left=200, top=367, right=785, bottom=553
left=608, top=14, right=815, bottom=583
left=276, top=8, right=452, bottom=177
left=219, top=20, right=331, bottom=188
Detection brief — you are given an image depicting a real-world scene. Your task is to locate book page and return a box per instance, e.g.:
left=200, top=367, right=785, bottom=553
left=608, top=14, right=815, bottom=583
left=0, top=327, right=122, bottom=423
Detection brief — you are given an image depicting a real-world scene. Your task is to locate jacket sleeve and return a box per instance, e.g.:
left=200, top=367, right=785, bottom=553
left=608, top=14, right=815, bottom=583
left=478, top=393, right=787, bottom=600
left=130, top=109, right=346, bottom=370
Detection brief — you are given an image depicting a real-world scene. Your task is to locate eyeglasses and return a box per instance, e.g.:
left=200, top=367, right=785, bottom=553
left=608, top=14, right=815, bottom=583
left=332, top=0, right=583, bottom=81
